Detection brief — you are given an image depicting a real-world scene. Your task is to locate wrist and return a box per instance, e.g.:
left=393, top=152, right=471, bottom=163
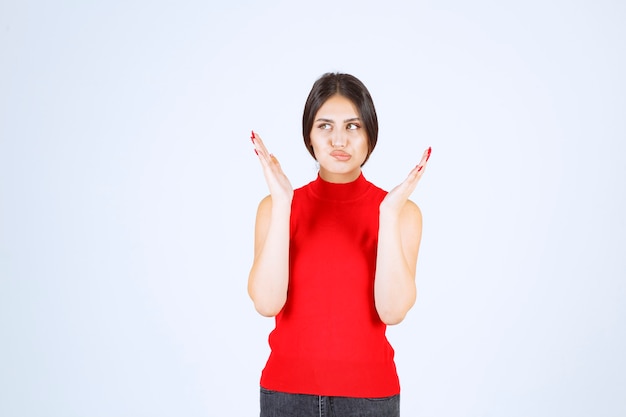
left=271, top=199, right=292, bottom=217
left=379, top=211, right=401, bottom=229
left=379, top=204, right=402, bottom=220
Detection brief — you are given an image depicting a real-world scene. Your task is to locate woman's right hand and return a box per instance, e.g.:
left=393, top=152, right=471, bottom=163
left=251, top=131, right=294, bottom=205
left=248, top=131, right=292, bottom=316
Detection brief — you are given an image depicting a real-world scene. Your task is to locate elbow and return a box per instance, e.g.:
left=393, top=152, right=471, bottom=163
left=253, top=300, right=284, bottom=317
left=377, top=309, right=408, bottom=326
left=247, top=266, right=288, bottom=317
left=248, top=286, right=286, bottom=317
left=376, top=293, right=416, bottom=325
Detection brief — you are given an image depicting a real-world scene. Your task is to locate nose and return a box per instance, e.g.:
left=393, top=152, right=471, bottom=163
left=331, top=130, right=347, bottom=148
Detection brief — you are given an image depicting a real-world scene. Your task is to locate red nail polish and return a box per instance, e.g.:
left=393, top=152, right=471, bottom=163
left=251, top=130, right=255, bottom=142
left=254, top=149, right=258, bottom=155
left=417, top=165, right=423, bottom=172
left=426, top=146, right=432, bottom=161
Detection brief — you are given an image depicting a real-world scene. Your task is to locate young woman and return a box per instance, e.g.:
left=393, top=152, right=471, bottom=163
left=248, top=72, right=430, bottom=417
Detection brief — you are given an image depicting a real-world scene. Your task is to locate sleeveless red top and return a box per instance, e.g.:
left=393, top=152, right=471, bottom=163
left=260, top=173, right=400, bottom=397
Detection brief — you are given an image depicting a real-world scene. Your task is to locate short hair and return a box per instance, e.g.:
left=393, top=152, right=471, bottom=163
left=302, top=73, right=378, bottom=166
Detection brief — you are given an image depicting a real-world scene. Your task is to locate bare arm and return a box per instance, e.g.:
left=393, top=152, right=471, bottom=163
left=247, top=132, right=293, bottom=317
left=375, top=147, right=430, bottom=324
left=375, top=200, right=422, bottom=324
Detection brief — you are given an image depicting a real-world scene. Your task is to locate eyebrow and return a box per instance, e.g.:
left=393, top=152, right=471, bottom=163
left=315, top=117, right=361, bottom=123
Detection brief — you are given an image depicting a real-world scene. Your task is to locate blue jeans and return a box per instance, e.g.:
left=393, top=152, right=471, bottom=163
left=260, top=387, right=400, bottom=417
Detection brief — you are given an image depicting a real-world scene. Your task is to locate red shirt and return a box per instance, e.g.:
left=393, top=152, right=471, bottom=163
left=260, top=173, right=400, bottom=397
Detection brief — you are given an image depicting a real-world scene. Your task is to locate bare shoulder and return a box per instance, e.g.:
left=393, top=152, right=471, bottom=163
left=258, top=194, right=273, bottom=210
left=253, top=195, right=273, bottom=253
left=256, top=195, right=273, bottom=220
left=400, top=199, right=422, bottom=225
left=400, top=200, right=423, bottom=259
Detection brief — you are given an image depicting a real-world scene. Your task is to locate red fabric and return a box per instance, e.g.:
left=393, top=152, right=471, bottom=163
left=260, top=173, right=400, bottom=397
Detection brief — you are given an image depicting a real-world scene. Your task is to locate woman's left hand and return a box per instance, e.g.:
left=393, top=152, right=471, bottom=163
left=380, top=147, right=431, bottom=215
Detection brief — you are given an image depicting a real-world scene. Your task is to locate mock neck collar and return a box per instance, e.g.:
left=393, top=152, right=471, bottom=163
left=308, top=172, right=371, bottom=201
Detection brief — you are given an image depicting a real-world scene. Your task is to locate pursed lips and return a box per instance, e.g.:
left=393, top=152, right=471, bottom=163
left=330, top=150, right=351, bottom=161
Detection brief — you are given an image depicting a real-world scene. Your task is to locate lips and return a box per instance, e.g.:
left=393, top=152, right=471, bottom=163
left=330, top=150, right=351, bottom=161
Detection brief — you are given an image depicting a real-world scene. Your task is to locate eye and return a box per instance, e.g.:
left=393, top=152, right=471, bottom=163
left=346, top=123, right=360, bottom=130
left=318, top=123, right=331, bottom=130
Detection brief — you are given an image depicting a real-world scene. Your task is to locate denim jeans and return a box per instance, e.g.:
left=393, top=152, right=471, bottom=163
left=260, top=387, right=400, bottom=417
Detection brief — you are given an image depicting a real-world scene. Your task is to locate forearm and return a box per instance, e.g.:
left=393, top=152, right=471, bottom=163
left=374, top=212, right=417, bottom=325
left=248, top=204, right=291, bottom=316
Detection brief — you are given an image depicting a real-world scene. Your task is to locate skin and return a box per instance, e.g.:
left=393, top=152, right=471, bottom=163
left=248, top=94, right=429, bottom=324
left=309, top=95, right=369, bottom=183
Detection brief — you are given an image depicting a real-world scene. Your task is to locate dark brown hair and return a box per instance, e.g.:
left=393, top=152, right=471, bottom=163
left=302, top=73, right=378, bottom=166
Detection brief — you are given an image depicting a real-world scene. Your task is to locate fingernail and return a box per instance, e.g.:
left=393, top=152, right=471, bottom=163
left=426, top=146, right=432, bottom=161
left=251, top=130, right=255, bottom=142
left=417, top=165, right=423, bottom=172
left=254, top=149, right=258, bottom=155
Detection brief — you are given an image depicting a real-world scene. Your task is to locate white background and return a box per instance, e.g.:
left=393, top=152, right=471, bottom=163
left=1, top=1, right=624, bottom=416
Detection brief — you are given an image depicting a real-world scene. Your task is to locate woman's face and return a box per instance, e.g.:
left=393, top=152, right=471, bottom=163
left=309, top=94, right=369, bottom=183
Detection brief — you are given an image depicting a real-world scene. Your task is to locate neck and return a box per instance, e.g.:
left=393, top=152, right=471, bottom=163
left=310, top=171, right=370, bottom=201
left=318, top=167, right=362, bottom=184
